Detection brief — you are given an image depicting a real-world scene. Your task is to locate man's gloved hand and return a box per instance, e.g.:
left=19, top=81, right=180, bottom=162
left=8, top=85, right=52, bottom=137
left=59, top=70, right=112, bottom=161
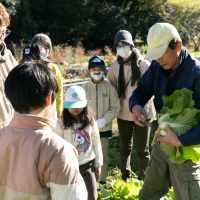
left=96, top=118, right=107, bottom=129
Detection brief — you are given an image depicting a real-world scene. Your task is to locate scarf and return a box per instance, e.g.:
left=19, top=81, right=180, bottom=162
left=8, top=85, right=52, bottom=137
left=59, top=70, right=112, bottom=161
left=117, top=49, right=141, bottom=98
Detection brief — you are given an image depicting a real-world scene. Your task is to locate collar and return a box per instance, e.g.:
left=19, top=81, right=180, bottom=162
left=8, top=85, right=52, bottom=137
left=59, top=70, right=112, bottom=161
left=162, top=47, right=188, bottom=75
left=90, top=79, right=104, bottom=85
left=179, top=47, right=188, bottom=65
left=167, top=67, right=178, bottom=73
left=9, top=112, right=55, bottom=130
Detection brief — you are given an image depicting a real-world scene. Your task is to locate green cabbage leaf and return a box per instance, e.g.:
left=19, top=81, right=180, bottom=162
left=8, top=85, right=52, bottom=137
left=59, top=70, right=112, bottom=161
left=157, top=88, right=200, bottom=164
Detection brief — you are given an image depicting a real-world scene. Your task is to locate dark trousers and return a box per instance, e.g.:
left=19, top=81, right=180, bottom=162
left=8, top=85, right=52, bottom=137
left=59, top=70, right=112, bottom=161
left=79, top=159, right=97, bottom=200
left=117, top=118, right=150, bottom=180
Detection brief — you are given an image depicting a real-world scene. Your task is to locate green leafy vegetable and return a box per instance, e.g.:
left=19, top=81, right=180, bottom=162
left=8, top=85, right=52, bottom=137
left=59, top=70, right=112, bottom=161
left=157, top=88, right=200, bottom=163
left=98, top=168, right=175, bottom=199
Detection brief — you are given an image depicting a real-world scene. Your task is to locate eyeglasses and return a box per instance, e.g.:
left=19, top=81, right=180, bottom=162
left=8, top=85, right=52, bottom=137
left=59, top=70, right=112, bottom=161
left=0, top=29, right=11, bottom=39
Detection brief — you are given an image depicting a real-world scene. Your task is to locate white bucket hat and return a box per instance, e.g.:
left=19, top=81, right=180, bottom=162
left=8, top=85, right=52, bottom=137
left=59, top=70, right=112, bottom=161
left=64, top=85, right=87, bottom=108
left=146, top=22, right=181, bottom=60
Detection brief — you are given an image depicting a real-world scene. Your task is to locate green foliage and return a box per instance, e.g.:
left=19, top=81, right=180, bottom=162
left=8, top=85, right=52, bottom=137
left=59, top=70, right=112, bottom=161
left=11, top=0, right=37, bottom=42
left=3, top=0, right=170, bottom=49
left=108, top=137, right=120, bottom=168
left=122, top=0, right=169, bottom=41
left=191, top=51, right=200, bottom=58
left=1, top=0, right=19, bottom=15
left=98, top=167, right=175, bottom=200
left=85, top=2, right=124, bottom=49
left=168, top=0, right=200, bottom=51
left=3, top=0, right=200, bottom=52
left=109, top=120, right=139, bottom=174
left=98, top=168, right=143, bottom=200
left=161, top=188, right=175, bottom=200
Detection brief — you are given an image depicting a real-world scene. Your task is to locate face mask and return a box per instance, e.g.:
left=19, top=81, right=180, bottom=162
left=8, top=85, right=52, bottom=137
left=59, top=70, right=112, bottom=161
left=90, top=71, right=104, bottom=81
left=116, top=46, right=132, bottom=59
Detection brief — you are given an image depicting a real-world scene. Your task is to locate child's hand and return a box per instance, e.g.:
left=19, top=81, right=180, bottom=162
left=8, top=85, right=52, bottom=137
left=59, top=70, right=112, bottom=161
left=95, top=167, right=101, bottom=178
left=96, top=118, right=106, bottom=129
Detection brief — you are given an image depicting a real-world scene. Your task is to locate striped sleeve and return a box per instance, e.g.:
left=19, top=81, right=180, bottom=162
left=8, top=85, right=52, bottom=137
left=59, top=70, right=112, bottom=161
left=46, top=181, right=87, bottom=200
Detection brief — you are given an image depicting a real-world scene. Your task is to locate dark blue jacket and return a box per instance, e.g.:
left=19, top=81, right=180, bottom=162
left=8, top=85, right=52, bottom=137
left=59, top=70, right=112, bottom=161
left=129, top=48, right=200, bottom=146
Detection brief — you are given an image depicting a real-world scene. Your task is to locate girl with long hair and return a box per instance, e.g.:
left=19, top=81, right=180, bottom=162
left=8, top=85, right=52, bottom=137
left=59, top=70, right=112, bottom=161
left=56, top=85, right=103, bottom=200
left=108, top=30, right=156, bottom=181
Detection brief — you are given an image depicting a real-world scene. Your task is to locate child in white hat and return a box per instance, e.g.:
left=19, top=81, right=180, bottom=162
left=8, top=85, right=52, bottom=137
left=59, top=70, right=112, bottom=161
left=56, top=85, right=103, bottom=200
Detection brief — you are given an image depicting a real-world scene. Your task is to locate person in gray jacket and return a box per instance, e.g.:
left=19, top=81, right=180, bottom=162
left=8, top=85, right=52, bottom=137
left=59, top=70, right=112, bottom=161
left=108, top=30, right=155, bottom=181
left=83, top=56, right=120, bottom=184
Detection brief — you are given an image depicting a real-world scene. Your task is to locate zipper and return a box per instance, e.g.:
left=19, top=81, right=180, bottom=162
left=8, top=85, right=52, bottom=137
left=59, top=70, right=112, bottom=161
left=96, top=84, right=98, bottom=118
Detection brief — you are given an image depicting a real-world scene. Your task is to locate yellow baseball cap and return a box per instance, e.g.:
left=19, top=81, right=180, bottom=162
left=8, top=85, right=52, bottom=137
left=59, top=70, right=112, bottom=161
left=146, top=23, right=181, bottom=60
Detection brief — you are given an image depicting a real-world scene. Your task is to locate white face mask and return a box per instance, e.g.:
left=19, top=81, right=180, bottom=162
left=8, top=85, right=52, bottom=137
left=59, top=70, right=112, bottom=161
left=90, top=71, right=104, bottom=81
left=116, top=46, right=132, bottom=59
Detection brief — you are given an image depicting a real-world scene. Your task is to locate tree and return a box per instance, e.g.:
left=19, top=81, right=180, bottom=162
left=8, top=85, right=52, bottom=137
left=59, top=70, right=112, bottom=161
left=122, top=0, right=169, bottom=42
left=83, top=0, right=126, bottom=49
left=169, top=0, right=200, bottom=51
left=2, top=0, right=175, bottom=50
left=1, top=0, right=18, bottom=15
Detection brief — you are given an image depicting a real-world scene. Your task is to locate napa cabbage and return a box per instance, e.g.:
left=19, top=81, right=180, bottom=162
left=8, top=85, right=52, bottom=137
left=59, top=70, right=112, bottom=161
left=156, top=88, right=200, bottom=164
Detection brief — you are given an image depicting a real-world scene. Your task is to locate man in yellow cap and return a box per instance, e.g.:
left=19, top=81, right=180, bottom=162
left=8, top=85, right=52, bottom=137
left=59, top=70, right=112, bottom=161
left=129, top=22, right=200, bottom=200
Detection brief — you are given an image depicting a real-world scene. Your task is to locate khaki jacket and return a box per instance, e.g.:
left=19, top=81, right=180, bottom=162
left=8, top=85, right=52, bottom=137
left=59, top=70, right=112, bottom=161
left=0, top=48, right=17, bottom=128
left=0, top=113, right=87, bottom=200
left=108, top=58, right=156, bottom=121
left=83, top=80, right=120, bottom=132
